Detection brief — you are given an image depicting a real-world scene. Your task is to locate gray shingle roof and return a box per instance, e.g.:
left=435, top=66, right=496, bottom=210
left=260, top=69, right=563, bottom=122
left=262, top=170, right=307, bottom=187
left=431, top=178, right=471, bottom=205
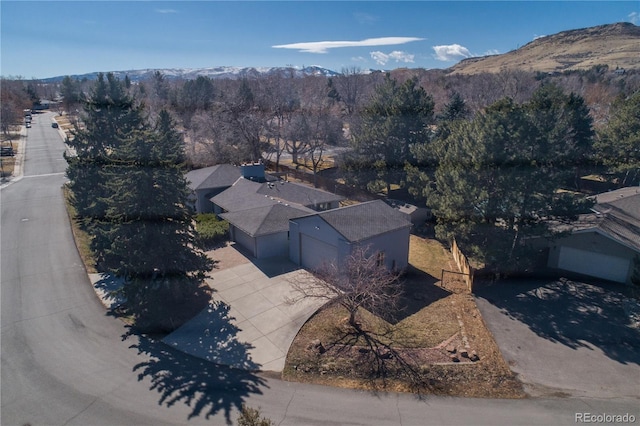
left=313, top=199, right=412, bottom=242
left=592, top=191, right=640, bottom=252
left=256, top=181, right=344, bottom=207
left=186, top=164, right=242, bottom=191
left=221, top=203, right=314, bottom=237
left=210, top=178, right=274, bottom=212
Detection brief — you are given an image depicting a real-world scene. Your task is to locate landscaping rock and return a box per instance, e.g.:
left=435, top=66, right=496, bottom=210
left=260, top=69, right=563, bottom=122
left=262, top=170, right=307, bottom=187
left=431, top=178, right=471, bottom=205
left=308, top=339, right=326, bottom=354
left=459, top=349, right=469, bottom=359
left=446, top=345, right=456, bottom=354
left=470, top=350, right=479, bottom=362
left=450, top=355, right=460, bottom=363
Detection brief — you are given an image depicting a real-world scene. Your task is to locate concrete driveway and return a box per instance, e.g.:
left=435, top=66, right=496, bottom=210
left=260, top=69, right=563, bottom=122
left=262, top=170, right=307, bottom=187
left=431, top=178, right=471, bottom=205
left=474, top=278, right=640, bottom=398
left=163, top=250, right=325, bottom=372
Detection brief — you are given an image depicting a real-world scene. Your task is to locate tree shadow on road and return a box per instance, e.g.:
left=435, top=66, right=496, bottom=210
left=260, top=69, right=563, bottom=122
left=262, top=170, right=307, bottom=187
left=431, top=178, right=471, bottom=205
left=124, top=301, right=267, bottom=424
left=475, top=277, right=640, bottom=365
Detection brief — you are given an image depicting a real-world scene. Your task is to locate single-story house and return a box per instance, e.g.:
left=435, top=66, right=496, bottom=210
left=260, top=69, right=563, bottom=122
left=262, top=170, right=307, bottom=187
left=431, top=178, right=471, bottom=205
left=210, top=163, right=343, bottom=215
left=186, top=164, right=242, bottom=213
left=548, top=187, right=640, bottom=284
left=289, top=200, right=412, bottom=271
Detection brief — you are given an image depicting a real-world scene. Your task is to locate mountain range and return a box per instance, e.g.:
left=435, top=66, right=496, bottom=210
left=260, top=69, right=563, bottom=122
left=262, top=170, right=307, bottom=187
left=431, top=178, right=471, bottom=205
left=41, top=65, right=342, bottom=83
left=42, top=22, right=639, bottom=82
left=449, top=22, right=640, bottom=75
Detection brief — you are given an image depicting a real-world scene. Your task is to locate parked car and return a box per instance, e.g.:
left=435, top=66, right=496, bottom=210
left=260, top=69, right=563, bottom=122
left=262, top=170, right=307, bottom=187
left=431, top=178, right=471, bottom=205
left=1, top=147, right=15, bottom=157
left=51, top=122, right=58, bottom=128
left=26, top=122, right=31, bottom=128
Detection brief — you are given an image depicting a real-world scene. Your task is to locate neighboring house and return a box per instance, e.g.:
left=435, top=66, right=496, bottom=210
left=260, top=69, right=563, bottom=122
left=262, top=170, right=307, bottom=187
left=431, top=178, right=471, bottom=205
left=186, top=164, right=242, bottom=213
left=548, top=187, right=640, bottom=284
left=385, top=199, right=432, bottom=225
left=289, top=200, right=412, bottom=271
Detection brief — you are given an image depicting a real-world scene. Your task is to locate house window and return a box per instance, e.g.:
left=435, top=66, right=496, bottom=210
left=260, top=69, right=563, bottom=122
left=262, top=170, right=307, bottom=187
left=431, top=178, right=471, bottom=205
left=376, top=252, right=385, bottom=267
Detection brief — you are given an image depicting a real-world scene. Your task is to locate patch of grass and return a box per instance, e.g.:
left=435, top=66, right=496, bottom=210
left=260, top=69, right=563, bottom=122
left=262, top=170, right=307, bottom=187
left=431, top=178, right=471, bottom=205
left=62, top=186, right=98, bottom=273
left=409, top=234, right=454, bottom=279
left=0, top=153, right=17, bottom=177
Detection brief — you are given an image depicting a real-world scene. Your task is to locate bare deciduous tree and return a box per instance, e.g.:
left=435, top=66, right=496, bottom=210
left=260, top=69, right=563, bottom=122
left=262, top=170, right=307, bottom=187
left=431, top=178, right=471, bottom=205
left=288, top=245, right=403, bottom=329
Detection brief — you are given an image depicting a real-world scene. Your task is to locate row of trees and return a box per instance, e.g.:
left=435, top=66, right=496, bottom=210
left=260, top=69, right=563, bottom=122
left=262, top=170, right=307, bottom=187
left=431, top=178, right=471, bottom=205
left=343, top=74, right=639, bottom=272
left=65, top=73, right=211, bottom=325
left=46, top=66, right=638, bottom=171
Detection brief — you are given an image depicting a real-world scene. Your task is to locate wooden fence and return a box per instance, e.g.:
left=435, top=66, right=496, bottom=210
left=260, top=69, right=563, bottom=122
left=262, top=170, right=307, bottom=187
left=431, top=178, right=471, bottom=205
left=451, top=238, right=474, bottom=293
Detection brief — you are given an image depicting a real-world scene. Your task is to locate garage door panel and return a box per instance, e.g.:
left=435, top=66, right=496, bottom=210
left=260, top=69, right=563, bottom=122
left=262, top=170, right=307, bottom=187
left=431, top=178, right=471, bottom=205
left=558, top=246, right=629, bottom=283
left=301, top=234, right=338, bottom=271
left=234, top=227, right=256, bottom=257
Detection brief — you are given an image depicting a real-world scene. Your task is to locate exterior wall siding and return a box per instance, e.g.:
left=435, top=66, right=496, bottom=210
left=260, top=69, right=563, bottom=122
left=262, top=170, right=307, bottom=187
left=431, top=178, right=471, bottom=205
left=356, top=227, right=411, bottom=271
left=196, top=187, right=228, bottom=213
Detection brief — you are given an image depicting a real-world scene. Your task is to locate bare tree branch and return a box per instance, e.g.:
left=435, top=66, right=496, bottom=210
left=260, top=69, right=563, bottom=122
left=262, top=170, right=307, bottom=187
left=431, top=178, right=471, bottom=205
left=287, top=245, right=403, bottom=328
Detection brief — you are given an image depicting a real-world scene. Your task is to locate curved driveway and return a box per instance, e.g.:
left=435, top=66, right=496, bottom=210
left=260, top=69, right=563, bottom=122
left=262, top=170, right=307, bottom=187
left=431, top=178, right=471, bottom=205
left=2, top=112, right=637, bottom=425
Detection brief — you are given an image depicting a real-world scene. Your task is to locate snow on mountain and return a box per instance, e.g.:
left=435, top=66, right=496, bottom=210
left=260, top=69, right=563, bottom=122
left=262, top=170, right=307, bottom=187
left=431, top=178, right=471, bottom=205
left=41, top=66, right=342, bottom=82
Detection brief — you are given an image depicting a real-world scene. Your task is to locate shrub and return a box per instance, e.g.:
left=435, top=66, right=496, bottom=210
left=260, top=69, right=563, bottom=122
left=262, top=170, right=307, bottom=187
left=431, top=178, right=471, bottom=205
left=236, top=405, right=273, bottom=426
left=195, top=213, right=229, bottom=248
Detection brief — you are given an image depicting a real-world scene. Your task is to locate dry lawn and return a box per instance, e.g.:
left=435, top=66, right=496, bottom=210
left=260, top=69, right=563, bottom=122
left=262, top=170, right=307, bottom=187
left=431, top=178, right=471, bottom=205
left=283, top=235, right=525, bottom=398
left=62, top=186, right=98, bottom=273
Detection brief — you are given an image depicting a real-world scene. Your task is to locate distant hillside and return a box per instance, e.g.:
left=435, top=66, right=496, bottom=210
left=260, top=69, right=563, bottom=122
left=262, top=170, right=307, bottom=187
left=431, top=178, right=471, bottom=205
left=449, top=22, right=640, bottom=75
left=41, top=65, right=341, bottom=83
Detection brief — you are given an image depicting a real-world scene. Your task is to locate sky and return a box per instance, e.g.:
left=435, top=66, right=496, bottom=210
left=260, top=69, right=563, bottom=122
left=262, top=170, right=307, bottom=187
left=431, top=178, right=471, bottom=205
left=1, top=1, right=638, bottom=79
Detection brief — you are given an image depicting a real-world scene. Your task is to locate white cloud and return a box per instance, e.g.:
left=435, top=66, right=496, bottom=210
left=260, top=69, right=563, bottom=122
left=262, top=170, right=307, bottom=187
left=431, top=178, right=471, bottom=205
left=370, top=50, right=416, bottom=66
left=629, top=11, right=639, bottom=24
left=273, top=37, right=424, bottom=54
left=155, top=9, right=178, bottom=14
left=351, top=56, right=367, bottom=62
left=484, top=49, right=500, bottom=56
left=533, top=34, right=547, bottom=40
left=432, top=44, right=473, bottom=61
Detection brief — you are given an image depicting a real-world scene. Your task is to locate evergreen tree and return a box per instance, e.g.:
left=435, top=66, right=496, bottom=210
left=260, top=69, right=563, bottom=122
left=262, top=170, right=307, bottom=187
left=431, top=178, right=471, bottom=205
left=344, top=75, right=434, bottom=194
left=430, top=87, right=594, bottom=272
left=97, top=109, right=212, bottom=305
left=66, top=76, right=211, bottom=321
left=594, top=91, right=640, bottom=187
left=65, top=73, right=144, bottom=227
left=406, top=92, right=470, bottom=201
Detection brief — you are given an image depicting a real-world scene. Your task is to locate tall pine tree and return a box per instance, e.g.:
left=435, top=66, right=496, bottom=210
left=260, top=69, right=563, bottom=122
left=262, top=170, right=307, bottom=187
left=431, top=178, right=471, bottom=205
left=66, top=76, right=211, bottom=325
left=429, top=85, right=594, bottom=272
left=97, top=109, right=211, bottom=306
left=343, top=75, right=434, bottom=194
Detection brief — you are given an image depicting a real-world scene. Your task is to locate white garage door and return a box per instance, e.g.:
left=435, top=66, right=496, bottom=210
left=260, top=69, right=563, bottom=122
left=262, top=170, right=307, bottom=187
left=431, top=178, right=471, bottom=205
left=558, top=246, right=630, bottom=283
left=300, top=234, right=338, bottom=271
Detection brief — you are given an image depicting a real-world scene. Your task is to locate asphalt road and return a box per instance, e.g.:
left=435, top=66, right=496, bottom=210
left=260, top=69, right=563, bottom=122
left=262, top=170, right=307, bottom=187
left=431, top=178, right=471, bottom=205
left=1, top=112, right=637, bottom=426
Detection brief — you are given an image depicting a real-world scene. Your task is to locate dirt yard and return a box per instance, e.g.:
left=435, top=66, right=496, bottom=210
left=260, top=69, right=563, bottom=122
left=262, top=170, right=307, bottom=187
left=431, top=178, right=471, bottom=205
left=282, top=236, right=525, bottom=398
